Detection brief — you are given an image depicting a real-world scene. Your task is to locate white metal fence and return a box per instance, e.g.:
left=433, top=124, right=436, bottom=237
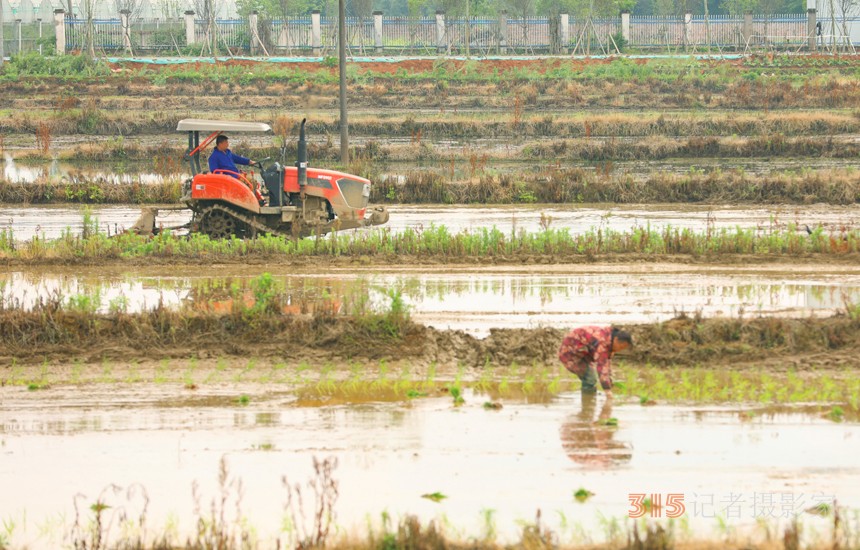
left=50, top=11, right=858, bottom=56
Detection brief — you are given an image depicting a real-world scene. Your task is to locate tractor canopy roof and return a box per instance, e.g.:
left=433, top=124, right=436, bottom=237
left=176, top=119, right=272, bottom=133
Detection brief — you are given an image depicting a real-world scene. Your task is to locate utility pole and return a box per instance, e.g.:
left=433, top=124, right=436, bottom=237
left=338, top=0, right=349, bottom=165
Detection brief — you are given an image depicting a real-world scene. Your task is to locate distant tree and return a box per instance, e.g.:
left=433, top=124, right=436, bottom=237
left=158, top=0, right=184, bottom=18
left=114, top=0, right=143, bottom=18
left=350, top=0, right=374, bottom=17
left=653, top=0, right=676, bottom=14
left=82, top=0, right=97, bottom=57
left=375, top=0, right=408, bottom=16
left=837, top=0, right=860, bottom=41
left=722, top=0, right=756, bottom=14
left=504, top=0, right=536, bottom=19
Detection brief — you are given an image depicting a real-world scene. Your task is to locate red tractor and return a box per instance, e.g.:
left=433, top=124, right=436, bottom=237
left=133, top=118, right=389, bottom=238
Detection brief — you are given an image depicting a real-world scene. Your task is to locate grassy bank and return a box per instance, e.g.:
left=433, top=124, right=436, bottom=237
left=3, top=108, right=860, bottom=139
left=371, top=167, right=860, bottom=205
left=6, top=132, right=860, bottom=164
left=1, top=224, right=859, bottom=266
left=1, top=167, right=859, bottom=205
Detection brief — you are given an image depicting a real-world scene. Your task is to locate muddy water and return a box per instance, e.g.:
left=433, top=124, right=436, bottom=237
left=4, top=264, right=860, bottom=335
left=2, top=154, right=174, bottom=184
left=0, top=385, right=855, bottom=547
left=2, top=203, right=859, bottom=242
left=4, top=153, right=857, bottom=184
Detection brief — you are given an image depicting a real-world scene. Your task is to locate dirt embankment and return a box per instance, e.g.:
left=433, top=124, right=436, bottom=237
left=2, top=310, right=859, bottom=371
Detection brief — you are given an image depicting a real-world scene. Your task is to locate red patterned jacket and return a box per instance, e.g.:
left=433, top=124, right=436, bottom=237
left=558, top=326, right=614, bottom=390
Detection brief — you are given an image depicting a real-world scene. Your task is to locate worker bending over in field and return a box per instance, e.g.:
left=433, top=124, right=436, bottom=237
left=558, top=326, right=633, bottom=398
left=208, top=135, right=257, bottom=177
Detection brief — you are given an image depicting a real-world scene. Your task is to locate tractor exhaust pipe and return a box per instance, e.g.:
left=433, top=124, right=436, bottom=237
left=297, top=118, right=307, bottom=195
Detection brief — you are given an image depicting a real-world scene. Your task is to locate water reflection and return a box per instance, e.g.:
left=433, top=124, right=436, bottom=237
left=2, top=154, right=173, bottom=185
left=560, top=394, right=632, bottom=468
left=2, top=268, right=859, bottom=334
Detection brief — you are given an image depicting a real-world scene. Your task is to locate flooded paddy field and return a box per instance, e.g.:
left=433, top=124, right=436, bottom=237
left=4, top=263, right=860, bottom=335
left=2, top=203, right=858, bottom=242
left=3, top=56, right=860, bottom=549
left=8, top=156, right=860, bottom=187
left=1, top=384, right=858, bottom=547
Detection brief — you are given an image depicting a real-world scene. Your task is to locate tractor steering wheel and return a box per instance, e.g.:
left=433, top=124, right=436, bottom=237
left=254, top=157, right=272, bottom=172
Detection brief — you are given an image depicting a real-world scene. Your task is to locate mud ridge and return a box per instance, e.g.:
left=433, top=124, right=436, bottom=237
left=2, top=310, right=859, bottom=371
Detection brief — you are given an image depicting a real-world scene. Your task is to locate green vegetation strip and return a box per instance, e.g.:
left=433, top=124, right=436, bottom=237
left=3, top=166, right=859, bottom=206
left=7, top=356, right=860, bottom=415
left=4, top=53, right=860, bottom=86
left=1, top=224, right=859, bottom=265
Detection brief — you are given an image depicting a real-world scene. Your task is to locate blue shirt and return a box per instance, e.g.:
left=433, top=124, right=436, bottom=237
left=208, top=148, right=251, bottom=176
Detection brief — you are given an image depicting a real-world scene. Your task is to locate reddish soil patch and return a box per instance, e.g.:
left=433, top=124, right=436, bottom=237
left=113, top=56, right=618, bottom=77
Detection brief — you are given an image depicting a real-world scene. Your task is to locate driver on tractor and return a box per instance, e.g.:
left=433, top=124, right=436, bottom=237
left=208, top=135, right=257, bottom=176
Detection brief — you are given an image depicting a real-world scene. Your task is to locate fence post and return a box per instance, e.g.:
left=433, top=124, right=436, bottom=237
left=184, top=10, right=195, bottom=45
left=120, top=9, right=132, bottom=54
left=435, top=10, right=445, bottom=53
left=311, top=9, right=321, bottom=55
left=684, top=11, right=692, bottom=50
left=373, top=11, right=382, bottom=53
left=807, top=8, right=816, bottom=52
left=498, top=10, right=507, bottom=54
left=743, top=11, right=753, bottom=47
left=621, top=10, right=630, bottom=43
left=16, top=19, right=22, bottom=53
left=53, top=8, right=64, bottom=54
left=249, top=10, right=258, bottom=55
left=560, top=13, right=569, bottom=53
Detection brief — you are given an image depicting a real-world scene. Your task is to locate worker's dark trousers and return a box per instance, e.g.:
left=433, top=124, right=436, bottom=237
left=579, top=364, right=599, bottom=393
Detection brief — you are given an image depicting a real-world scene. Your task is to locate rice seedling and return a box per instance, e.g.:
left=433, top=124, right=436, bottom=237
left=420, top=492, right=447, bottom=503
left=237, top=395, right=250, bottom=406
left=448, top=385, right=465, bottom=406
left=316, top=365, right=336, bottom=395
left=598, top=418, right=619, bottom=427
left=392, top=366, right=413, bottom=394
left=153, top=360, right=170, bottom=384
left=6, top=221, right=860, bottom=266
left=482, top=401, right=503, bottom=410
left=828, top=406, right=845, bottom=422
left=573, top=488, right=594, bottom=503
left=421, top=361, right=437, bottom=391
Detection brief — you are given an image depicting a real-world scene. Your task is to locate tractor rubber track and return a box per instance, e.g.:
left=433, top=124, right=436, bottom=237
left=199, top=203, right=304, bottom=240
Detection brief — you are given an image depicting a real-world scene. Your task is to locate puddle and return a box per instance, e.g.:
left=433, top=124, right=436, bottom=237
left=2, top=203, right=859, bottom=242
left=0, top=385, right=856, bottom=546
left=3, top=264, right=860, bottom=335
